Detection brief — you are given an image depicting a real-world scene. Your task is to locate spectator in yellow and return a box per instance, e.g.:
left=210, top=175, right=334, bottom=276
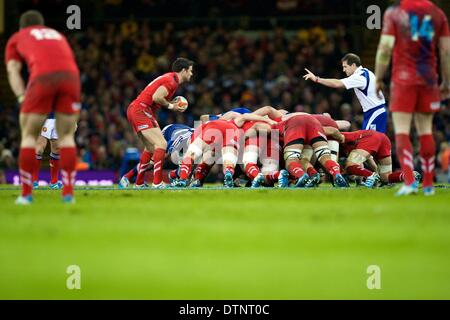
left=121, top=19, right=138, bottom=38
left=136, top=52, right=156, bottom=74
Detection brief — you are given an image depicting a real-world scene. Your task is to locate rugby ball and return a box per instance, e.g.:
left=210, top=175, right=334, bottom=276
left=172, top=96, right=188, bottom=111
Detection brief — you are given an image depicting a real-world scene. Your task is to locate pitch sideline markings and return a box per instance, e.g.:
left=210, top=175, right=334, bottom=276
left=1, top=185, right=450, bottom=191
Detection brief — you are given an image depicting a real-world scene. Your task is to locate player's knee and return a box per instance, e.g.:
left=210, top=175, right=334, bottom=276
left=347, top=151, right=366, bottom=166
left=222, top=152, right=238, bottom=166
left=57, top=133, right=75, bottom=147
left=155, top=139, right=167, bottom=150
left=314, top=145, right=331, bottom=161
left=284, top=149, right=302, bottom=162
left=243, top=150, right=258, bottom=166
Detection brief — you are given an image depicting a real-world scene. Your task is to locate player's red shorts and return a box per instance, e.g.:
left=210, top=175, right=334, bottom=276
left=356, top=133, right=391, bottom=160
left=127, top=102, right=159, bottom=133
left=21, top=72, right=80, bottom=114
left=192, top=121, right=241, bottom=148
left=390, top=82, right=441, bottom=113
left=282, top=116, right=327, bottom=146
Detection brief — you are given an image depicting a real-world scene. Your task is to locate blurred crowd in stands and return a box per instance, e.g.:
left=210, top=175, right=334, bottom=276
left=1, top=17, right=450, bottom=182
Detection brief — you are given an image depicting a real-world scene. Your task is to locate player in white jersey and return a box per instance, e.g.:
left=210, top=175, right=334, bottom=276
left=303, top=53, right=388, bottom=133
left=33, top=118, right=63, bottom=189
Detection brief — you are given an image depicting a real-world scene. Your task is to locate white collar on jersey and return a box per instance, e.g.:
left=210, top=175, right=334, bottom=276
left=354, top=66, right=364, bottom=74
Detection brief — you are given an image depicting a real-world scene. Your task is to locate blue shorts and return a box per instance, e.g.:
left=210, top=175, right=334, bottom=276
left=363, top=105, right=388, bottom=133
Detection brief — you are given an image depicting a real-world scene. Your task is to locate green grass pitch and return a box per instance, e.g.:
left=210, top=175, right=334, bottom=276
left=0, top=185, right=449, bottom=299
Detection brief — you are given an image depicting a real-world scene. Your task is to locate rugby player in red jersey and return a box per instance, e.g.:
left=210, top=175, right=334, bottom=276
left=274, top=114, right=349, bottom=188
left=341, top=130, right=421, bottom=188
left=175, top=114, right=276, bottom=188
left=267, top=112, right=344, bottom=188
left=5, top=11, right=80, bottom=204
left=375, top=0, right=450, bottom=196
left=127, top=58, right=193, bottom=188
left=189, top=106, right=286, bottom=188
left=239, top=119, right=284, bottom=188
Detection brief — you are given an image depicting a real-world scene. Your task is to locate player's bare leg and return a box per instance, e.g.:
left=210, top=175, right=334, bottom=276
left=221, top=146, right=239, bottom=188
left=414, top=113, right=435, bottom=195
left=48, top=139, right=62, bottom=189
left=138, top=128, right=167, bottom=188
left=312, top=141, right=348, bottom=188
left=16, top=113, right=47, bottom=204
left=328, top=140, right=340, bottom=162
left=55, top=112, right=79, bottom=203
left=392, top=112, right=420, bottom=195
left=33, top=135, right=48, bottom=188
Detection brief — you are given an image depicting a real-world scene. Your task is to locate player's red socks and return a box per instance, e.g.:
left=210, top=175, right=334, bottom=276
left=179, top=157, right=194, bottom=180
left=60, top=147, right=77, bottom=197
left=152, top=148, right=165, bottom=185
left=33, top=154, right=42, bottom=182
left=245, top=163, right=260, bottom=180
left=323, top=160, right=341, bottom=177
left=135, top=150, right=153, bottom=185
left=346, top=165, right=372, bottom=177
left=287, top=162, right=305, bottom=178
left=266, top=171, right=280, bottom=185
left=306, top=167, right=318, bottom=177
left=224, top=166, right=235, bottom=176
left=19, top=147, right=35, bottom=197
left=419, top=134, right=435, bottom=188
left=194, top=162, right=211, bottom=181
left=49, top=152, right=60, bottom=184
left=169, top=169, right=179, bottom=180
left=124, top=167, right=137, bottom=180
left=395, top=134, right=415, bottom=185
left=388, top=171, right=404, bottom=183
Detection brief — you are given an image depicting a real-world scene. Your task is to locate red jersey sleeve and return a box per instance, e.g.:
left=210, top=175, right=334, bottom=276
left=438, top=9, right=450, bottom=38
left=5, top=33, right=22, bottom=64
left=381, top=6, right=397, bottom=37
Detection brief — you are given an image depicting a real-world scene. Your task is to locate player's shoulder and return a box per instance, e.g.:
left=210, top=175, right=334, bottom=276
left=161, top=72, right=178, bottom=82
left=384, top=3, right=400, bottom=15
left=6, top=30, right=20, bottom=45
left=433, top=4, right=448, bottom=24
